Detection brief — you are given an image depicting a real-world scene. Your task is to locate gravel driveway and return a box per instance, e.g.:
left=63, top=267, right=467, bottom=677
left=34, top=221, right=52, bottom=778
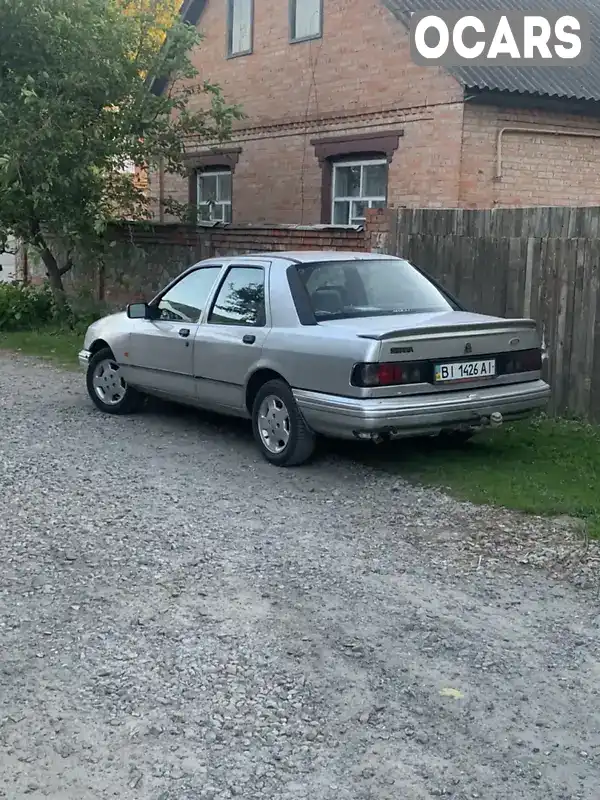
left=1, top=354, right=600, bottom=800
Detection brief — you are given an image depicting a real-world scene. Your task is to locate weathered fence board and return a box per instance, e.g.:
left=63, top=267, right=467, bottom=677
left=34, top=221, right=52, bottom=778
left=391, top=206, right=600, bottom=421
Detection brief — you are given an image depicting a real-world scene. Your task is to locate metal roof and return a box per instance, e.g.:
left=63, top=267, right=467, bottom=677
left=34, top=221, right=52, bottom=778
left=383, top=0, right=600, bottom=102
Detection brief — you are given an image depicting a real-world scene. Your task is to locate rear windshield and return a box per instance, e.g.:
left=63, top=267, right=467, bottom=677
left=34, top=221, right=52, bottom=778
left=294, top=258, right=457, bottom=321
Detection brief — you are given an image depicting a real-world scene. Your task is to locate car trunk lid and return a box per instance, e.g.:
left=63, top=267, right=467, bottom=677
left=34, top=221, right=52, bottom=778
left=321, top=311, right=542, bottom=396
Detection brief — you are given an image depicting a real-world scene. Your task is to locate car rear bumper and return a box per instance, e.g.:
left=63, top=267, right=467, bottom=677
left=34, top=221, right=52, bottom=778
left=293, top=379, right=551, bottom=440
left=78, top=349, right=91, bottom=370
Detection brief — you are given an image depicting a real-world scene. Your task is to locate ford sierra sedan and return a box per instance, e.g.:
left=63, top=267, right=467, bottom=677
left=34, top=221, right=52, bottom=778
left=79, top=251, right=551, bottom=466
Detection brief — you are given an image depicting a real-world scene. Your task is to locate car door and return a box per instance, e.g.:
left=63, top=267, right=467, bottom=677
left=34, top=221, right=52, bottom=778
left=193, top=262, right=270, bottom=412
left=125, top=264, right=224, bottom=399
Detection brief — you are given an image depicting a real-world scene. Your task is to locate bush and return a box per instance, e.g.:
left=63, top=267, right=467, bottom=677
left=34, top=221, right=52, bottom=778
left=66, top=294, right=113, bottom=333
left=0, top=282, right=56, bottom=331
left=0, top=280, right=111, bottom=332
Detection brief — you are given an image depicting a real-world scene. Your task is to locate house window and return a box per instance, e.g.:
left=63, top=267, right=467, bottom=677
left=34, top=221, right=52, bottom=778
left=331, top=159, right=388, bottom=225
left=197, top=169, right=232, bottom=222
left=290, top=0, right=322, bottom=41
left=227, top=0, right=253, bottom=56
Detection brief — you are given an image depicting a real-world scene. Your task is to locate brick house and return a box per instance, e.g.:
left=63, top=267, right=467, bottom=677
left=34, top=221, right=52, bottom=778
left=153, top=0, right=600, bottom=225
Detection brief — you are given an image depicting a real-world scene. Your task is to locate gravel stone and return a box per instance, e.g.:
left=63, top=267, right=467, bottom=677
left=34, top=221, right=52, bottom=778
left=1, top=353, right=600, bottom=799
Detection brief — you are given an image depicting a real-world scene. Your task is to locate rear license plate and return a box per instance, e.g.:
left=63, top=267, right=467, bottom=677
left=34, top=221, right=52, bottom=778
left=434, top=359, right=496, bottom=383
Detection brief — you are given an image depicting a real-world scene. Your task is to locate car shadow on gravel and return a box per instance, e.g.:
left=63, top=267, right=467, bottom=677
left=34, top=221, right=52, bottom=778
left=144, top=395, right=255, bottom=440
left=143, top=395, right=482, bottom=471
left=325, top=434, right=486, bottom=467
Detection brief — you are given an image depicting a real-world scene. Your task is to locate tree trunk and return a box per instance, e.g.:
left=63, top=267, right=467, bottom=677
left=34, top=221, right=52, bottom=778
left=39, top=245, right=69, bottom=311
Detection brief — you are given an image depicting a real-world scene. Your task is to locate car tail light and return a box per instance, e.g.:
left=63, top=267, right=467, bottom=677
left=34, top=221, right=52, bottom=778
left=351, top=361, right=427, bottom=387
left=501, top=348, right=542, bottom=375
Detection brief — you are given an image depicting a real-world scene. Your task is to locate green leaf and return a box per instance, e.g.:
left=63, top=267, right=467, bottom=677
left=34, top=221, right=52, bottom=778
left=0, top=0, right=242, bottom=301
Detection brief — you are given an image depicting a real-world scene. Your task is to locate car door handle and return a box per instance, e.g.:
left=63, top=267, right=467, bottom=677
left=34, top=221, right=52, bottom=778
left=242, top=334, right=256, bottom=345
left=179, top=328, right=190, bottom=338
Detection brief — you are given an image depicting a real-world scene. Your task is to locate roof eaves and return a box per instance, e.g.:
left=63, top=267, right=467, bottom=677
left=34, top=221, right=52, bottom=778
left=179, top=0, right=207, bottom=27
left=150, top=0, right=207, bottom=97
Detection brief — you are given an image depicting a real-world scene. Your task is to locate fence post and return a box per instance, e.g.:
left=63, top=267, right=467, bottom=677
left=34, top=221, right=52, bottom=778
left=364, top=208, right=396, bottom=254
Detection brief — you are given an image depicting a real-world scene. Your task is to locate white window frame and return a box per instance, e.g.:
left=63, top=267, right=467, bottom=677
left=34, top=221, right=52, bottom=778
left=331, top=158, right=388, bottom=226
left=227, top=0, right=254, bottom=57
left=197, top=170, right=232, bottom=223
left=290, top=0, right=323, bottom=43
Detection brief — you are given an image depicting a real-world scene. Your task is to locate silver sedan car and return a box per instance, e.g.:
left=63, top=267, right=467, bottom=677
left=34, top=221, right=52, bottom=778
left=79, top=251, right=551, bottom=466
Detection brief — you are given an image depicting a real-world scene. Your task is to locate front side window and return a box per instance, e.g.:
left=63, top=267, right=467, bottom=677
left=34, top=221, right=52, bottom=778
left=227, top=0, right=253, bottom=56
left=296, top=258, right=456, bottom=321
left=197, top=170, right=232, bottom=222
left=332, top=159, right=387, bottom=225
left=290, top=0, right=322, bottom=41
left=208, top=266, right=265, bottom=326
left=157, top=266, right=222, bottom=323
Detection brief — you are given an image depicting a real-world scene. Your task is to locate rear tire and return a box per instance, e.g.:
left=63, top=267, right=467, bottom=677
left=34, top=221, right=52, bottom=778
left=251, top=379, right=316, bottom=466
left=86, top=347, right=144, bottom=415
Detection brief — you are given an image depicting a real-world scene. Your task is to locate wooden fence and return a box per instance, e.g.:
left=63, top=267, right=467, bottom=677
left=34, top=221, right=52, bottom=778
left=386, top=206, right=600, bottom=421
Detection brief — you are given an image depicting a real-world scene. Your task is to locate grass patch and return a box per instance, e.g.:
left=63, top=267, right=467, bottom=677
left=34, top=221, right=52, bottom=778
left=1, top=327, right=82, bottom=368
left=363, top=416, right=600, bottom=537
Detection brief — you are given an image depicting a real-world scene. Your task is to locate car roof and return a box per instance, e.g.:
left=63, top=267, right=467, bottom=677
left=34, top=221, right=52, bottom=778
left=230, top=251, right=400, bottom=264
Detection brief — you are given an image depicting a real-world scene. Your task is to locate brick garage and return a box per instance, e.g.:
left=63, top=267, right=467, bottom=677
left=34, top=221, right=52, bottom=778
left=152, top=0, right=600, bottom=223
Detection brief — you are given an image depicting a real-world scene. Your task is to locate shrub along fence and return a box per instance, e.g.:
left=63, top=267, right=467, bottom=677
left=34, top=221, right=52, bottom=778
left=371, top=206, right=600, bottom=421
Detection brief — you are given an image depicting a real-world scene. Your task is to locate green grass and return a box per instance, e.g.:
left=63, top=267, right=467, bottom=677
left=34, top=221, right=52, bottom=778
left=1, top=327, right=82, bottom=369
left=2, top=328, right=599, bottom=536
left=359, top=416, right=600, bottom=537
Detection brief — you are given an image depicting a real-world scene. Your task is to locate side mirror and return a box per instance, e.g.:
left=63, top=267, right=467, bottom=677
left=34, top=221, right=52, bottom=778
left=127, top=302, right=152, bottom=319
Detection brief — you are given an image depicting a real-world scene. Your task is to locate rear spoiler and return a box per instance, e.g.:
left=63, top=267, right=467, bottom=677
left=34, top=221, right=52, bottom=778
left=356, top=318, right=537, bottom=341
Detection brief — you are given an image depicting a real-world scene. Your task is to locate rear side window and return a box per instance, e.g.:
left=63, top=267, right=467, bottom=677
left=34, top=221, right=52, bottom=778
left=208, top=265, right=265, bottom=326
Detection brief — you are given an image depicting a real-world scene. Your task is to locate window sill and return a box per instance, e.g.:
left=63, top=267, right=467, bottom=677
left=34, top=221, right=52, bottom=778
left=226, top=49, right=253, bottom=59
left=289, top=33, right=322, bottom=44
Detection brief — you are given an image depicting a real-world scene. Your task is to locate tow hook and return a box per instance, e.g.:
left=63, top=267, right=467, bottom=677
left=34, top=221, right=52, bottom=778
left=490, top=411, right=503, bottom=428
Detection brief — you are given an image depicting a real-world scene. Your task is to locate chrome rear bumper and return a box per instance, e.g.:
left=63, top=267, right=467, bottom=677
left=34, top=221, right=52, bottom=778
left=293, top=379, right=551, bottom=440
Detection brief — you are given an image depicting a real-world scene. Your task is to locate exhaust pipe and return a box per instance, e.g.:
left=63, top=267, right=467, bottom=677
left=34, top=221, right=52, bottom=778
left=353, top=431, right=387, bottom=444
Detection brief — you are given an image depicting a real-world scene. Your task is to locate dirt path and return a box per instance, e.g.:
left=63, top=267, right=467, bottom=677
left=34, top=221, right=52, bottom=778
left=1, top=355, right=599, bottom=800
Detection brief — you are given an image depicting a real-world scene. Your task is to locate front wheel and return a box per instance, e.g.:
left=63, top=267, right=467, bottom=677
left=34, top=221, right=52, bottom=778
left=251, top=379, right=316, bottom=466
left=86, top=347, right=144, bottom=415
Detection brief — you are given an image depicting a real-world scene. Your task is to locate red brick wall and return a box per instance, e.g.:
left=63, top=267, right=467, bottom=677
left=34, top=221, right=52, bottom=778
left=151, top=1, right=600, bottom=219
left=460, top=103, right=600, bottom=208
left=207, top=225, right=367, bottom=255
left=157, top=0, right=465, bottom=222
left=115, top=222, right=368, bottom=255
left=21, top=222, right=372, bottom=302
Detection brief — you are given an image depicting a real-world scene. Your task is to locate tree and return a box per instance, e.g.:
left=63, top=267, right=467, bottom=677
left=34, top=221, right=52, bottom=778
left=0, top=0, right=242, bottom=308
left=213, top=281, right=265, bottom=325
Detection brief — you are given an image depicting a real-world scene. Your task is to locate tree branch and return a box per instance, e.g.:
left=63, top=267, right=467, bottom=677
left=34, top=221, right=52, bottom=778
left=59, top=257, right=73, bottom=276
